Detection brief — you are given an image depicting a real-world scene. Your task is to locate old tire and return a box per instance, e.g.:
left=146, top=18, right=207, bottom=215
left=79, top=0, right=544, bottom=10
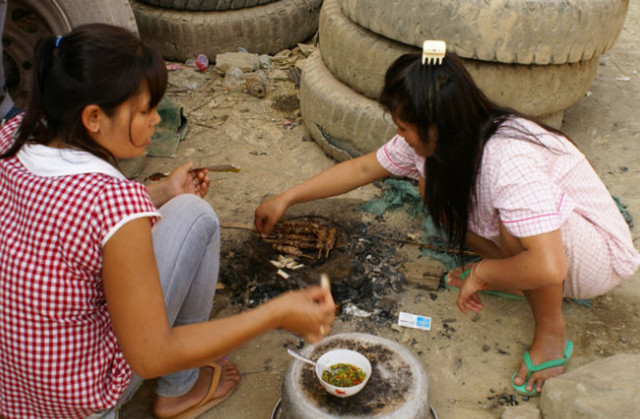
left=4, top=0, right=138, bottom=108
left=338, top=0, right=628, bottom=65
left=136, top=0, right=280, bottom=11
left=300, top=50, right=395, bottom=161
left=319, top=0, right=599, bottom=119
left=131, top=0, right=322, bottom=61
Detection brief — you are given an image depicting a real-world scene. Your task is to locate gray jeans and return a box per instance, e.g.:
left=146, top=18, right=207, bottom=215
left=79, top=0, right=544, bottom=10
left=90, top=194, right=220, bottom=418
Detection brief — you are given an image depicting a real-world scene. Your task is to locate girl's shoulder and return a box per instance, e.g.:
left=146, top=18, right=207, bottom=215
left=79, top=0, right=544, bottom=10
left=0, top=114, right=23, bottom=153
left=489, top=116, right=570, bottom=152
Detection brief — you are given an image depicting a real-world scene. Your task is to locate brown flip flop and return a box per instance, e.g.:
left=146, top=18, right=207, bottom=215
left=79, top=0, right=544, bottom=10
left=170, top=362, right=236, bottom=419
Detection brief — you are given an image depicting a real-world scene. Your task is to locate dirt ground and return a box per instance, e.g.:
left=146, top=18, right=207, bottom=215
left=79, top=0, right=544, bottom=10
left=120, top=3, right=640, bottom=418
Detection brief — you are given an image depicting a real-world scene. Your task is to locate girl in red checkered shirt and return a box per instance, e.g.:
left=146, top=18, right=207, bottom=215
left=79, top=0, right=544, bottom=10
left=255, top=47, right=639, bottom=396
left=0, top=24, right=334, bottom=419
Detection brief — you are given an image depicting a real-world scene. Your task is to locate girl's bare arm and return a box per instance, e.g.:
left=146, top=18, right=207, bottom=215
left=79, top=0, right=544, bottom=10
left=255, top=152, right=391, bottom=235
left=102, top=218, right=335, bottom=378
left=456, top=228, right=567, bottom=312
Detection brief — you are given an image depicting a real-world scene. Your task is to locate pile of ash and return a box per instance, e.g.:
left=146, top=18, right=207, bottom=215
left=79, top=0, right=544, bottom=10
left=219, top=217, right=406, bottom=323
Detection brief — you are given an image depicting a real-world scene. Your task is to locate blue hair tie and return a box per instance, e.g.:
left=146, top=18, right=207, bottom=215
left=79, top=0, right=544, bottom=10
left=55, top=35, right=62, bottom=48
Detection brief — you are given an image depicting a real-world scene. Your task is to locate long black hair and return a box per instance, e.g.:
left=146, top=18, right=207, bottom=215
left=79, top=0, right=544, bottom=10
left=1, top=23, right=167, bottom=164
left=379, top=52, right=564, bottom=254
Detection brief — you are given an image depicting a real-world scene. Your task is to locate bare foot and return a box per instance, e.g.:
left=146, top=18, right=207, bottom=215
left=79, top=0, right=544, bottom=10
left=153, top=359, right=241, bottom=418
left=512, top=334, right=569, bottom=393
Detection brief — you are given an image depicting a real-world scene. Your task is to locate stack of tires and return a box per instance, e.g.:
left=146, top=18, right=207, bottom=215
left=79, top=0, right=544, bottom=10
left=130, top=0, right=323, bottom=61
left=5, top=0, right=139, bottom=109
left=301, top=0, right=629, bottom=161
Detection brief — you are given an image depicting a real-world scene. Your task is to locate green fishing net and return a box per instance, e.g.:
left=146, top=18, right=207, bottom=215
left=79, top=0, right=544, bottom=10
left=360, top=178, right=478, bottom=270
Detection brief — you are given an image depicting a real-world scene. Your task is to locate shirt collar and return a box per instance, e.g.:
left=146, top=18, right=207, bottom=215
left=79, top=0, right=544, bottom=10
left=17, top=143, right=126, bottom=180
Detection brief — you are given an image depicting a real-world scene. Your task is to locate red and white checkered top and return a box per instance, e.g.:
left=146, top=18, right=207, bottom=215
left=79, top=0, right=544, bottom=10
left=377, top=117, right=639, bottom=278
left=0, top=116, right=160, bottom=418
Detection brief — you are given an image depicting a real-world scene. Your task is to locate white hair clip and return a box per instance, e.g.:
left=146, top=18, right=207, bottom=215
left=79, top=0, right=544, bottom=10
left=422, top=40, right=446, bottom=65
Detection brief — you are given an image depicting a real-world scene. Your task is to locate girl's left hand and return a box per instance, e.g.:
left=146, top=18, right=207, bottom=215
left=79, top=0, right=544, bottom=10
left=167, top=162, right=210, bottom=198
left=456, top=262, right=487, bottom=313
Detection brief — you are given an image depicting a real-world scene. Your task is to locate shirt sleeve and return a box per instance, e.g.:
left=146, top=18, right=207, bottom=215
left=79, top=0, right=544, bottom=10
left=376, top=135, right=424, bottom=180
left=486, top=139, right=564, bottom=237
left=91, top=179, right=161, bottom=246
left=0, top=114, right=22, bottom=153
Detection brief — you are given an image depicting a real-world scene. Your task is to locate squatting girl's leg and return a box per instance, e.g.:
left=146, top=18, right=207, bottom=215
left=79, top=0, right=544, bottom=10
left=498, top=223, right=568, bottom=393
left=153, top=194, right=221, bottom=397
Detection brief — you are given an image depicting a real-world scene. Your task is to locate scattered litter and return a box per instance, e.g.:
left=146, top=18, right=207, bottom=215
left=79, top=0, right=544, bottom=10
left=615, top=76, right=630, bottom=82
left=246, top=70, right=268, bottom=98
left=259, top=54, right=273, bottom=70
left=270, top=260, right=282, bottom=268
left=282, top=119, right=301, bottom=130
left=223, top=67, right=246, bottom=92
left=271, top=255, right=305, bottom=272
left=342, top=303, right=372, bottom=318
left=167, top=64, right=183, bottom=71
left=195, top=54, right=209, bottom=71
left=398, top=311, right=431, bottom=331
left=276, top=269, right=290, bottom=279
left=297, top=42, right=315, bottom=57
left=288, top=67, right=302, bottom=87
left=185, top=54, right=210, bottom=71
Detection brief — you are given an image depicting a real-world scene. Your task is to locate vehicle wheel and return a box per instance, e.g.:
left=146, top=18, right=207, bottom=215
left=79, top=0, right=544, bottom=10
left=338, top=0, right=628, bottom=65
left=4, top=0, right=138, bottom=108
left=319, top=0, right=599, bottom=119
left=300, top=50, right=395, bottom=161
left=136, top=0, right=280, bottom=12
left=131, top=0, right=322, bottom=61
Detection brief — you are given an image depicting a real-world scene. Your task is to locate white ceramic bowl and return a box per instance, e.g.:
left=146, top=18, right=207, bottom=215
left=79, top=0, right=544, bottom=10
left=315, top=349, right=372, bottom=397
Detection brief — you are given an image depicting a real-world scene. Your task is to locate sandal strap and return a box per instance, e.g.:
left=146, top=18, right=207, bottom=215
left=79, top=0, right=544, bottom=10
left=522, top=340, right=574, bottom=376
left=193, top=362, right=222, bottom=409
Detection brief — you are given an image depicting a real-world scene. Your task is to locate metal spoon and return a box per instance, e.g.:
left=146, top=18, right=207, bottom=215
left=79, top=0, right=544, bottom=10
left=287, top=348, right=334, bottom=376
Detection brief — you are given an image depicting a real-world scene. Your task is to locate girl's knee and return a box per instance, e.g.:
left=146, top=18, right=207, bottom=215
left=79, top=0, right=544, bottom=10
left=160, top=195, right=219, bottom=238
left=163, top=194, right=217, bottom=219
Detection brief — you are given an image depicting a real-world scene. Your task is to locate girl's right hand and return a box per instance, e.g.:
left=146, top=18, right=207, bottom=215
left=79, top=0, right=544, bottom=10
left=456, top=262, right=487, bottom=313
left=254, top=195, right=289, bottom=237
left=271, top=286, right=336, bottom=343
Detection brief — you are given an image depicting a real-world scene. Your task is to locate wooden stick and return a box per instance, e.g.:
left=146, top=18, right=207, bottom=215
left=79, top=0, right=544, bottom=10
left=366, top=233, right=476, bottom=256
left=220, top=222, right=256, bottom=231
left=219, top=221, right=474, bottom=255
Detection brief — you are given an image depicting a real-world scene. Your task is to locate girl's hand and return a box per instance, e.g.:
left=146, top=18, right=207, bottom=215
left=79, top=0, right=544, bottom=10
left=147, top=162, right=210, bottom=207
left=166, top=162, right=210, bottom=198
left=456, top=261, right=487, bottom=313
left=254, top=195, right=289, bottom=237
left=271, top=286, right=336, bottom=343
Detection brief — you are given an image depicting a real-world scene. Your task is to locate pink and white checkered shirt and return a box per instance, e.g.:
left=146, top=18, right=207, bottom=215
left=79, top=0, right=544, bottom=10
left=377, top=117, right=639, bottom=278
left=0, top=116, right=160, bottom=418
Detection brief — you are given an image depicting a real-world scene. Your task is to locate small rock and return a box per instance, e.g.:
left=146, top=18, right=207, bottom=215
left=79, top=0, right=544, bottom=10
left=541, top=354, right=640, bottom=418
left=215, top=52, right=260, bottom=73
left=501, top=404, right=541, bottom=419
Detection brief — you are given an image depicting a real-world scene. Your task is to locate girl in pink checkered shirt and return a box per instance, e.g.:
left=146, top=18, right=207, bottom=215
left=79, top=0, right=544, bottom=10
left=255, top=49, right=639, bottom=396
left=0, top=24, right=335, bottom=419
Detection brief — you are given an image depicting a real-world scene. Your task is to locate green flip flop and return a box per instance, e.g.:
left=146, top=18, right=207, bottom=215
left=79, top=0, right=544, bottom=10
left=444, top=268, right=526, bottom=301
left=511, top=339, right=574, bottom=396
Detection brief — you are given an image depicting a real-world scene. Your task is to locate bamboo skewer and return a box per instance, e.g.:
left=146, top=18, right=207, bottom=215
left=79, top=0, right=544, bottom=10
left=219, top=221, right=475, bottom=256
